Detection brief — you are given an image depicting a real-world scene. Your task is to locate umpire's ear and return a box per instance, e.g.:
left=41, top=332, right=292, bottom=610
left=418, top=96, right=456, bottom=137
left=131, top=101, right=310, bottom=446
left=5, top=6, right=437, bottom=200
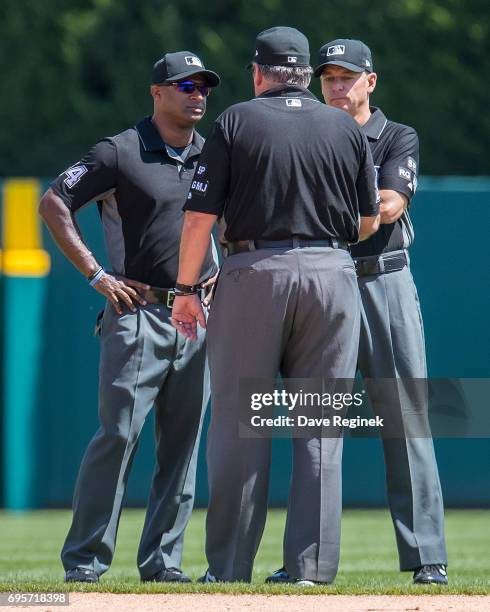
left=151, top=84, right=164, bottom=101
left=367, top=72, right=377, bottom=94
left=253, top=64, right=265, bottom=89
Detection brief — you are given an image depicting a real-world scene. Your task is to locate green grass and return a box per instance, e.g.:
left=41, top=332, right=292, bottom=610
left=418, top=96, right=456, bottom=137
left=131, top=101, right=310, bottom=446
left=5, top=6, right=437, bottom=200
left=0, top=509, right=488, bottom=594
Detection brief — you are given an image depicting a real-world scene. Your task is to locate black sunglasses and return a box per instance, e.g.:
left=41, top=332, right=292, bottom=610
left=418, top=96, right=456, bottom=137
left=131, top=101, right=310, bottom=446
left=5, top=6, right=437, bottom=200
left=166, top=81, right=212, bottom=97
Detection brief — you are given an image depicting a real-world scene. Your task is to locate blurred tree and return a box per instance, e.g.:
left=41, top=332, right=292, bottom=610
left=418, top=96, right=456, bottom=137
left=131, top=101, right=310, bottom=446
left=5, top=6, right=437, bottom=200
left=0, top=0, right=488, bottom=175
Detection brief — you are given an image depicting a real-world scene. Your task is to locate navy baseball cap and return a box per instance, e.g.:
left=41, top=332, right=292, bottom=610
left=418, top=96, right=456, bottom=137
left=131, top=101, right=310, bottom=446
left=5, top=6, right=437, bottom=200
left=152, top=51, right=220, bottom=86
left=249, top=26, right=310, bottom=67
left=314, top=39, right=373, bottom=77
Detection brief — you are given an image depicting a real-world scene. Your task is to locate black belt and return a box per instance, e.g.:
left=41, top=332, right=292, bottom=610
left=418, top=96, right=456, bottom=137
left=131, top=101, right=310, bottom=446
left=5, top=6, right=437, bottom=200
left=143, top=285, right=207, bottom=308
left=143, top=287, right=177, bottom=308
left=354, top=251, right=408, bottom=277
left=226, top=238, right=348, bottom=255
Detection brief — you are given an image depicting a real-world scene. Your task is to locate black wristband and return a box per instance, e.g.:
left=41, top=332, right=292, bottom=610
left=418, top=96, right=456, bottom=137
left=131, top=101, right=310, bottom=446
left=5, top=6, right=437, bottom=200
left=175, top=282, right=200, bottom=294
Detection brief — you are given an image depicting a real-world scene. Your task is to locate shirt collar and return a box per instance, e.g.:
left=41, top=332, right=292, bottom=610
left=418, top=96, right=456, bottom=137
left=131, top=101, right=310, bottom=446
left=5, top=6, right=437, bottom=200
left=258, top=85, right=319, bottom=102
left=135, top=116, right=204, bottom=157
left=361, top=107, right=388, bottom=141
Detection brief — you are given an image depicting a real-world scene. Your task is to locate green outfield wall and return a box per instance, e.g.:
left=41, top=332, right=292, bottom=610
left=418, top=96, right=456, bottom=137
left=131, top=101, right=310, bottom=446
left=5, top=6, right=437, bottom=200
left=0, top=177, right=489, bottom=509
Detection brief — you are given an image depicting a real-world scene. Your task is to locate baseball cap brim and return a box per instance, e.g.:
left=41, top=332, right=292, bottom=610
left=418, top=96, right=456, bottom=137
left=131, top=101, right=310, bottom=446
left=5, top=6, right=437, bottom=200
left=314, top=60, right=365, bottom=77
left=164, top=68, right=220, bottom=86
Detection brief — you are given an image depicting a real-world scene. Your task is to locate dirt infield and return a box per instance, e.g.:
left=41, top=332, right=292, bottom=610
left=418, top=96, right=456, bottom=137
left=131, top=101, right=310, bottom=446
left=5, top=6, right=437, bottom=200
left=16, top=593, right=486, bottom=612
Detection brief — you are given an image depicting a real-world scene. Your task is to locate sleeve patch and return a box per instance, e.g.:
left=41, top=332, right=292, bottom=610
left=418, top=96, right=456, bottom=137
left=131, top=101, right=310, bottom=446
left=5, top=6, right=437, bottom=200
left=407, top=156, right=417, bottom=172
left=63, top=165, right=88, bottom=188
left=190, top=179, right=209, bottom=196
left=398, top=167, right=411, bottom=181
left=196, top=163, right=207, bottom=176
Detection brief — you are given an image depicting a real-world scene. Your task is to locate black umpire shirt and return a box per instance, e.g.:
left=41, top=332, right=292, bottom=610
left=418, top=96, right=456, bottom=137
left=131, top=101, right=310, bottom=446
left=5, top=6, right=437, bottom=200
left=184, top=85, right=378, bottom=243
left=351, top=107, right=419, bottom=258
left=51, top=116, right=217, bottom=288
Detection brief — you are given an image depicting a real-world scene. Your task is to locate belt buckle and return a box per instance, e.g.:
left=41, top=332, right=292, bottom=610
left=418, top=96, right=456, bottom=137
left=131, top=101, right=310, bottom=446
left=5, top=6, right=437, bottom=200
left=354, top=258, right=378, bottom=276
left=166, top=290, right=175, bottom=309
left=150, top=287, right=175, bottom=308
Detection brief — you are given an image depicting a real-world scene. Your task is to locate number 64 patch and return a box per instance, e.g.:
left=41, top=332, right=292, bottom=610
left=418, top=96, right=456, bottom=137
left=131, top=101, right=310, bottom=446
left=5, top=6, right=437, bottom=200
left=63, top=165, right=88, bottom=188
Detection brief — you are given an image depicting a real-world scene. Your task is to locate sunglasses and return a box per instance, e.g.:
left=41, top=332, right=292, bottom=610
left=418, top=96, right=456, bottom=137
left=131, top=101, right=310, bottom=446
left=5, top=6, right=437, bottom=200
left=166, top=81, right=212, bottom=97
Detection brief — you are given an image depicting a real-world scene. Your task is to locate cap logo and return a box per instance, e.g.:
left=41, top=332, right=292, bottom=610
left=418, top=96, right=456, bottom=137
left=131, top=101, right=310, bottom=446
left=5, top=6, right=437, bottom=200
left=185, top=56, right=203, bottom=67
left=326, top=45, right=345, bottom=56
left=255, top=50, right=259, bottom=56
left=287, top=56, right=298, bottom=63
left=364, top=59, right=371, bottom=67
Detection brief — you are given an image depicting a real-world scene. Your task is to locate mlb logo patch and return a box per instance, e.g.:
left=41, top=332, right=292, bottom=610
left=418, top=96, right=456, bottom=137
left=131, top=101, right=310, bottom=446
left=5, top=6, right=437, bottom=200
left=327, top=45, right=345, bottom=56
left=286, top=99, right=302, bottom=107
left=287, top=56, right=298, bottom=63
left=185, top=56, right=203, bottom=67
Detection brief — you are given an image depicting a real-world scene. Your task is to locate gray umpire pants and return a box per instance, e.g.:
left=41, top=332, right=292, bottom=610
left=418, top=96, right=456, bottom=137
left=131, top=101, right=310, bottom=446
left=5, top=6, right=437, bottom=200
left=205, top=246, right=360, bottom=583
left=61, top=303, right=209, bottom=578
left=356, top=252, right=447, bottom=570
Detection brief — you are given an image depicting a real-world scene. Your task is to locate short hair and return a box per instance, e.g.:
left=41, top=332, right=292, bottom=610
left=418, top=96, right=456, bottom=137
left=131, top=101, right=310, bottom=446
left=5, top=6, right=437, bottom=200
left=256, top=63, right=313, bottom=88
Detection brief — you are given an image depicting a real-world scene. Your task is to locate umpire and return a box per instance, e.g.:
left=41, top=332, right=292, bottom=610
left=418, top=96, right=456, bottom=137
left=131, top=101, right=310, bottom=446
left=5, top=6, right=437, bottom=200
left=315, top=39, right=448, bottom=585
left=171, top=27, right=380, bottom=584
left=39, top=51, right=220, bottom=583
